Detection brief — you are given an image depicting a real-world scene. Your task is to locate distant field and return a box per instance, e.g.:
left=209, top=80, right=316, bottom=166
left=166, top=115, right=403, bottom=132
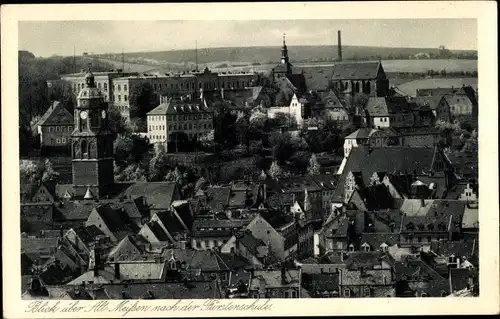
left=101, top=58, right=477, bottom=75
left=104, top=45, right=476, bottom=66
left=396, top=78, right=478, bottom=96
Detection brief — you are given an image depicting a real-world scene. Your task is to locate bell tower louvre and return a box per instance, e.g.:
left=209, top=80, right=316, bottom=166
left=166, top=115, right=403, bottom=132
left=71, top=64, right=114, bottom=199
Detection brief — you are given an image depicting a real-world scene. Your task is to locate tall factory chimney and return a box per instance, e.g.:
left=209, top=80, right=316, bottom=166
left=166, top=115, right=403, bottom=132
left=337, top=30, right=342, bottom=62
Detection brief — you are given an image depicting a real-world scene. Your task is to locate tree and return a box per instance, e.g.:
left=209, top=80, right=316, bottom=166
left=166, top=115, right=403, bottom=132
left=129, top=82, right=157, bottom=119
left=195, top=176, right=208, bottom=192
left=259, top=170, right=267, bottom=180
left=307, top=153, right=321, bottom=175
left=41, top=159, right=60, bottom=183
left=149, top=143, right=170, bottom=181
left=268, top=160, right=283, bottom=179
left=20, top=159, right=44, bottom=185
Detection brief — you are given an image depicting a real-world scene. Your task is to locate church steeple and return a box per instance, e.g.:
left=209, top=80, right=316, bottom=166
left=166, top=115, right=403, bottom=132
left=281, top=33, right=289, bottom=65
left=71, top=63, right=114, bottom=199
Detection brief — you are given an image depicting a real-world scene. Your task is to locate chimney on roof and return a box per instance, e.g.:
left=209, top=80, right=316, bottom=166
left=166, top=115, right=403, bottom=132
left=114, top=262, right=120, bottom=279
left=337, top=30, right=343, bottom=62
left=281, top=266, right=287, bottom=285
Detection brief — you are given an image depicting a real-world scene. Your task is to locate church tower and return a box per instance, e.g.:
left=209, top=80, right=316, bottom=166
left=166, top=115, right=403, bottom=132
left=280, top=33, right=290, bottom=65
left=71, top=65, right=114, bottom=199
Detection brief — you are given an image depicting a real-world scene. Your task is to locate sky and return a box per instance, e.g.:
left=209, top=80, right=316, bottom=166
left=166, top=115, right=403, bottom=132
left=19, top=19, right=477, bottom=57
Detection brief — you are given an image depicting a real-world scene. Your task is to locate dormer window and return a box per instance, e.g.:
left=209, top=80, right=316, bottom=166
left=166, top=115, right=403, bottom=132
left=348, top=244, right=355, bottom=252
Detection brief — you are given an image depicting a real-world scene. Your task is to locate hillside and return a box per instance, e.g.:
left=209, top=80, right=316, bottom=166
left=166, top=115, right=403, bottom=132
left=96, top=45, right=477, bottom=66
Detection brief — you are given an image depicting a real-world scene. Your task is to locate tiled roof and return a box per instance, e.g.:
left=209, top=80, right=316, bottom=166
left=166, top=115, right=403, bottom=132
left=443, top=94, right=473, bottom=109
left=462, top=204, right=478, bottom=229
left=303, top=273, right=339, bottom=292
left=343, top=251, right=395, bottom=270
left=120, top=182, right=178, bottom=211
left=113, top=262, right=167, bottom=281
left=67, top=267, right=116, bottom=285
left=101, top=281, right=223, bottom=299
left=395, top=126, right=441, bottom=136
left=340, top=268, right=393, bottom=286
left=147, top=99, right=213, bottom=116
left=332, top=146, right=440, bottom=202
left=155, top=211, right=186, bottom=236
left=93, top=204, right=138, bottom=237
left=55, top=201, right=97, bottom=221
left=21, top=237, right=59, bottom=255
left=331, top=61, right=382, bottom=80
left=205, top=186, right=231, bottom=212
left=365, top=96, right=411, bottom=117
left=171, top=201, right=194, bottom=230
left=450, top=268, right=478, bottom=292
left=429, top=239, right=478, bottom=259
left=236, top=231, right=266, bottom=256
left=143, top=220, right=171, bottom=242
left=345, top=128, right=380, bottom=139
left=416, top=87, right=461, bottom=97
left=304, top=69, right=333, bottom=92
left=409, top=96, right=443, bottom=111
left=36, top=101, right=73, bottom=126
left=250, top=269, right=301, bottom=289
left=190, top=250, right=223, bottom=272
left=108, top=235, right=144, bottom=261
left=310, top=174, right=339, bottom=190
left=215, top=252, right=251, bottom=270
left=360, top=233, right=400, bottom=249
left=71, top=225, right=105, bottom=245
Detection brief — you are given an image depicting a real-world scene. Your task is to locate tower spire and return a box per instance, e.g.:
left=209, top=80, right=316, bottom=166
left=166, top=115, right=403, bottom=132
left=280, top=33, right=289, bottom=65
left=195, top=40, right=198, bottom=72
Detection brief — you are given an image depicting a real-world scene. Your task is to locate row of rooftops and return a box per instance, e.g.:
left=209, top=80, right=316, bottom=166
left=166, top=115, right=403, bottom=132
left=60, top=68, right=258, bottom=80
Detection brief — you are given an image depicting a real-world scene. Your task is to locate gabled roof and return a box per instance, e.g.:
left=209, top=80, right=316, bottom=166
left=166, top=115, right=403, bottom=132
left=108, top=235, right=144, bottom=261
left=345, top=128, right=380, bottom=140
left=365, top=96, right=412, bottom=117
left=154, top=211, right=186, bottom=236
left=331, top=61, right=383, bottom=80
left=120, top=182, right=178, bottom=211
left=250, top=269, right=301, bottom=289
left=36, top=101, right=73, bottom=126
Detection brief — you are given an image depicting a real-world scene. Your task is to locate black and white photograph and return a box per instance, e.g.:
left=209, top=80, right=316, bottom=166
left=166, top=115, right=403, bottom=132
left=2, top=2, right=499, bottom=317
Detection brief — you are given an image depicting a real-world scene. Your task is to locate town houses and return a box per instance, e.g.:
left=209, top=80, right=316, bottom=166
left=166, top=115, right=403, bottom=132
left=21, top=31, right=479, bottom=300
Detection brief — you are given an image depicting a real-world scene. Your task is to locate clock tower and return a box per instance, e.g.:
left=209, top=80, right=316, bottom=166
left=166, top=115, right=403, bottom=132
left=71, top=65, right=114, bottom=199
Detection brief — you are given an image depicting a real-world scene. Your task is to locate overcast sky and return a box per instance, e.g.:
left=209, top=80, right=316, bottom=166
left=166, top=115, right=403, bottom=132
left=19, top=19, right=477, bottom=57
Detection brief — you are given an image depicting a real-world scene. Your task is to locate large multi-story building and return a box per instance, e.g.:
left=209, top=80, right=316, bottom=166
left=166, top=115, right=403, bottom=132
left=146, top=93, right=215, bottom=151
left=98, top=68, right=258, bottom=120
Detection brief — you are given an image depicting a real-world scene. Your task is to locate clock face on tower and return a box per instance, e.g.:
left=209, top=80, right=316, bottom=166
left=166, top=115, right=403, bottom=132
left=101, top=110, right=107, bottom=119
left=80, top=111, right=88, bottom=120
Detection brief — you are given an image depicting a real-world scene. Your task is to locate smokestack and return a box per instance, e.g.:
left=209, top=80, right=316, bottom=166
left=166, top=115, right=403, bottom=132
left=337, top=30, right=342, bottom=62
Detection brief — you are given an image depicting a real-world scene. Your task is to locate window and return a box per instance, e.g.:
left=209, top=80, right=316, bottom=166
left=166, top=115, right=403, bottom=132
left=364, top=287, right=371, bottom=297
left=343, top=289, right=350, bottom=297
left=124, top=95, right=128, bottom=102
left=104, top=83, right=107, bottom=91
left=62, top=138, right=66, bottom=143
left=124, top=84, right=127, bottom=91
left=154, top=84, right=157, bottom=90
left=118, top=95, right=121, bottom=102
left=56, top=138, right=61, bottom=144
left=118, top=85, right=121, bottom=91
